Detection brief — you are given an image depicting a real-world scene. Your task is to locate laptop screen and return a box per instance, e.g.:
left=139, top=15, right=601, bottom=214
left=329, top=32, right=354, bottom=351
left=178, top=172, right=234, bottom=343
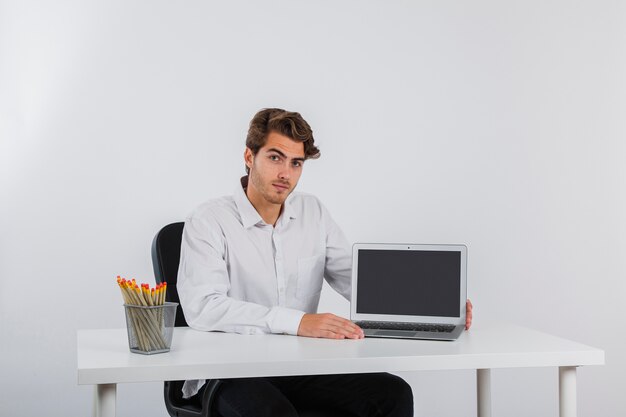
left=356, top=249, right=461, bottom=317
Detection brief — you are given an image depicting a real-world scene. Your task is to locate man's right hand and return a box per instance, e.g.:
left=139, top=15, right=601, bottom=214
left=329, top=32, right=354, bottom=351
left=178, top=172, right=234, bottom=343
left=297, top=313, right=364, bottom=339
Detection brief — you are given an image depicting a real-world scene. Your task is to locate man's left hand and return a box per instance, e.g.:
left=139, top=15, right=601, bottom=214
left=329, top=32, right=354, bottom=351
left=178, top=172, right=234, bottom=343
left=465, top=299, right=473, bottom=330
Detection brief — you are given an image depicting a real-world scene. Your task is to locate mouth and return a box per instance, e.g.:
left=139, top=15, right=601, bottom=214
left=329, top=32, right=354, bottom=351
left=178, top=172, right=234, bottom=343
left=272, top=183, right=290, bottom=192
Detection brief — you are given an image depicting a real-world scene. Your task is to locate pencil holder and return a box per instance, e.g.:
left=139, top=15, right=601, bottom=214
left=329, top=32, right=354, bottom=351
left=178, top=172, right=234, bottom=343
left=123, top=302, right=178, bottom=354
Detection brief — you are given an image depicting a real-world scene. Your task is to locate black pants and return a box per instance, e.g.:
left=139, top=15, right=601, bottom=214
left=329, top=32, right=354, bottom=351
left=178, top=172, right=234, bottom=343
left=211, top=373, right=413, bottom=417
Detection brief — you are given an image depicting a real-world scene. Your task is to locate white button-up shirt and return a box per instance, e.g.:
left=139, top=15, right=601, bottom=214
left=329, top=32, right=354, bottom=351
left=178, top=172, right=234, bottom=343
left=177, top=177, right=352, bottom=397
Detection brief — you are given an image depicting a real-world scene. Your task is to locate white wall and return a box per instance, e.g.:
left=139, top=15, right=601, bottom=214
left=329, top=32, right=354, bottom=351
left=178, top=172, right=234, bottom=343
left=1, top=0, right=624, bottom=416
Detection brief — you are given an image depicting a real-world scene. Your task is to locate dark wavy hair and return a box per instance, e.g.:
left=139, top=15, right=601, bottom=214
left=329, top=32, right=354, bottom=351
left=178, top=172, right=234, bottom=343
left=245, top=108, right=320, bottom=173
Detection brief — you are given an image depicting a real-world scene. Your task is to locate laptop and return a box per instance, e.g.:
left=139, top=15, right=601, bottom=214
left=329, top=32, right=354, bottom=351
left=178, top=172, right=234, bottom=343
left=350, top=243, right=467, bottom=341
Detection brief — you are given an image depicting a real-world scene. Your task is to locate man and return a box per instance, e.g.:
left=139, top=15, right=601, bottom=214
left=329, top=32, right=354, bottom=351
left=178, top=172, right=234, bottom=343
left=178, top=108, right=473, bottom=417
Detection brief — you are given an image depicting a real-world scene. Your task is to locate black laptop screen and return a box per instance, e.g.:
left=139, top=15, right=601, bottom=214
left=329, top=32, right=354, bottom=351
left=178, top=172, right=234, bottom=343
left=356, top=249, right=461, bottom=317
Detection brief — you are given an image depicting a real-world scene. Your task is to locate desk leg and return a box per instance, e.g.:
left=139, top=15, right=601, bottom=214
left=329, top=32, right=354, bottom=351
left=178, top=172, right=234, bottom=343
left=477, top=369, right=492, bottom=417
left=93, top=384, right=116, bottom=417
left=559, top=366, right=577, bottom=417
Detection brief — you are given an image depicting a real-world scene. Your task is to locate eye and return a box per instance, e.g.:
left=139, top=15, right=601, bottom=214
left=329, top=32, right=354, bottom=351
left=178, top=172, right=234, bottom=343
left=292, top=160, right=302, bottom=167
left=269, top=155, right=280, bottom=162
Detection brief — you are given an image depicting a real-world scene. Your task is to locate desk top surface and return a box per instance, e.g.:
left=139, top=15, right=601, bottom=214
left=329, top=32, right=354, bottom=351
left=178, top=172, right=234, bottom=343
left=77, top=321, right=604, bottom=385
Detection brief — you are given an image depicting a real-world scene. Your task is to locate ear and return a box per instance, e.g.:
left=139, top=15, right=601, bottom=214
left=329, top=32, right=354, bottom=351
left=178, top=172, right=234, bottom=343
left=244, top=148, right=254, bottom=171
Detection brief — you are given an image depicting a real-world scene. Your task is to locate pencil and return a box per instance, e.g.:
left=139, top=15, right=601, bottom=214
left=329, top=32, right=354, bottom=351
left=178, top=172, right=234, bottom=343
left=123, top=280, right=158, bottom=349
left=118, top=278, right=149, bottom=350
left=117, top=276, right=171, bottom=351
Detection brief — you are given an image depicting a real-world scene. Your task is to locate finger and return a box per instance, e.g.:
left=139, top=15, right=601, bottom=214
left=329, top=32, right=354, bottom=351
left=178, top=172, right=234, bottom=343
left=342, top=321, right=364, bottom=337
left=466, top=303, right=473, bottom=330
left=316, top=314, right=363, bottom=339
left=338, top=319, right=363, bottom=335
left=318, top=330, right=345, bottom=340
left=324, top=322, right=362, bottom=339
left=326, top=315, right=363, bottom=336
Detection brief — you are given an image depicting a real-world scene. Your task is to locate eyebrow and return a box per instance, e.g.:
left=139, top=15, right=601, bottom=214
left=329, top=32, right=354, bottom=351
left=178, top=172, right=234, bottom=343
left=266, top=148, right=305, bottom=162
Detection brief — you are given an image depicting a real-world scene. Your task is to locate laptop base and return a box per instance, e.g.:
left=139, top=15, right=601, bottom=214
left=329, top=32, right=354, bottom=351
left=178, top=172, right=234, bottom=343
left=363, top=325, right=464, bottom=341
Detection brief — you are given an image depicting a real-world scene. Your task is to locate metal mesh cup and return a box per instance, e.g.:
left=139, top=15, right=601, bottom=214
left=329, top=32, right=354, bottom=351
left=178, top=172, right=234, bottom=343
left=123, top=302, right=178, bottom=354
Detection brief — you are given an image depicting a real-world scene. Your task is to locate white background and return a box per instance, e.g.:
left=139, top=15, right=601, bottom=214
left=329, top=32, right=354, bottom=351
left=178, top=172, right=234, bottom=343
left=1, top=0, right=624, bottom=416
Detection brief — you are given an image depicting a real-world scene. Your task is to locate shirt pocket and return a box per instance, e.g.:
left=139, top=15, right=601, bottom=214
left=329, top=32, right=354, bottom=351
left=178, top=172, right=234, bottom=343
left=296, top=254, right=325, bottom=301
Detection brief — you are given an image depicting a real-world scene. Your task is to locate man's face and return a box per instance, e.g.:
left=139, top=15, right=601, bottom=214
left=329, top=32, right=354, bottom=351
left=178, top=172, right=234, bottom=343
left=245, top=131, right=305, bottom=206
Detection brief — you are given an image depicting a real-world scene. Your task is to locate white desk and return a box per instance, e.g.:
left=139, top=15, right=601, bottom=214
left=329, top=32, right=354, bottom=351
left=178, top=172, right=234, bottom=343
left=77, top=322, right=604, bottom=417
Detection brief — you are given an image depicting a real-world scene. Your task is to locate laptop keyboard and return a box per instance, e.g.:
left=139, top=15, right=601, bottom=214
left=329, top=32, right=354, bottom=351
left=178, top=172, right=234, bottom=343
left=355, top=321, right=456, bottom=333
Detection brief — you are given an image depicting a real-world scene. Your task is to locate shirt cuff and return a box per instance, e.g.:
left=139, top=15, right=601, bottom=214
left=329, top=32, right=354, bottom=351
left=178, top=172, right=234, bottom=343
left=269, top=307, right=306, bottom=335
left=182, top=379, right=206, bottom=399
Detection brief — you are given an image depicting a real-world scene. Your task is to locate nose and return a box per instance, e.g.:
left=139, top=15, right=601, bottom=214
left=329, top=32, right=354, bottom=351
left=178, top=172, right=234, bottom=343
left=278, top=163, right=291, bottom=181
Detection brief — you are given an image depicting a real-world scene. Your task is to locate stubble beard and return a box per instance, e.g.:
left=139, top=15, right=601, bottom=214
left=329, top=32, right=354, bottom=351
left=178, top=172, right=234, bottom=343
left=249, top=168, right=291, bottom=205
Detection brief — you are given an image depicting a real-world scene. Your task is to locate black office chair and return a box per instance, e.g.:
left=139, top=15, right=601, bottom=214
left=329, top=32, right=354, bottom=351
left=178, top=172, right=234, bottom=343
left=151, top=222, right=351, bottom=417
left=152, top=222, right=221, bottom=417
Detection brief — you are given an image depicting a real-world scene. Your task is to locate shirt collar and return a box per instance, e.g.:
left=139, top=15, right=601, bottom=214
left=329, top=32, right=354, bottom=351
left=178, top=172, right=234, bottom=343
left=280, top=194, right=297, bottom=225
left=234, top=176, right=263, bottom=228
left=234, top=176, right=297, bottom=229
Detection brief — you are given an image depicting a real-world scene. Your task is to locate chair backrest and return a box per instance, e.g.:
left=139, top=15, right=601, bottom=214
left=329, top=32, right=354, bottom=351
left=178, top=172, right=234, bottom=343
left=151, top=222, right=188, bottom=327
